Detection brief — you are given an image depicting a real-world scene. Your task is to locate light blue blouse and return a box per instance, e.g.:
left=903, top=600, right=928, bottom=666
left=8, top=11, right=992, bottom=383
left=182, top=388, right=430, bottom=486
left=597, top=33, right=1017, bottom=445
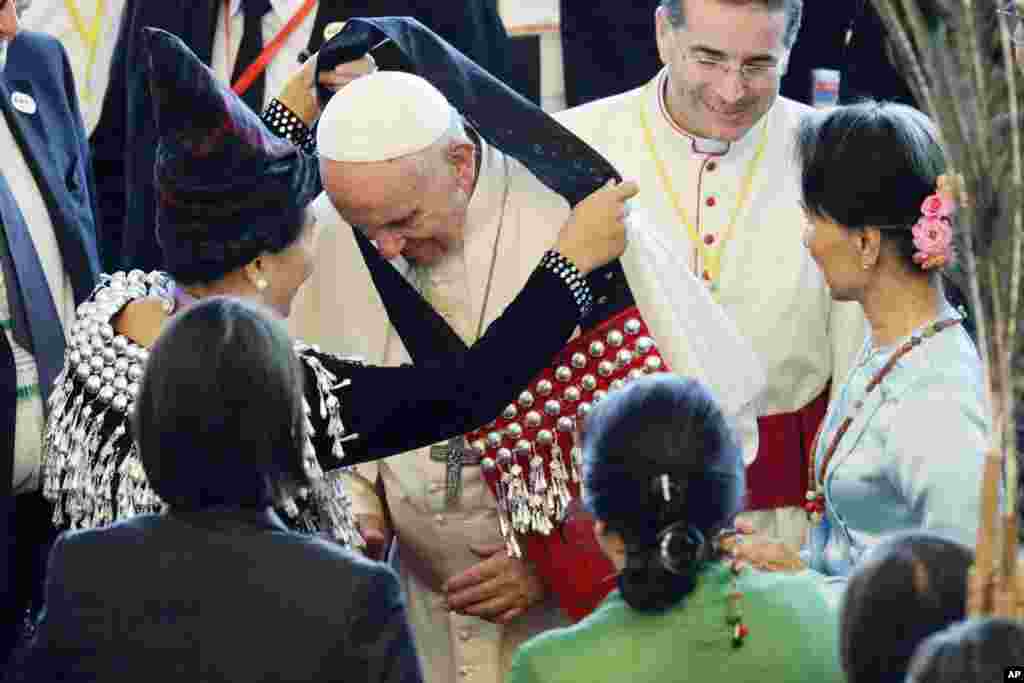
left=805, top=303, right=988, bottom=577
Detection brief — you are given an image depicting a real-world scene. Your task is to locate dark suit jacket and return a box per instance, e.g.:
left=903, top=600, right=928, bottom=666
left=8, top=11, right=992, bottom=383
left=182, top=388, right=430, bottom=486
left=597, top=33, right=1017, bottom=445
left=9, top=508, right=423, bottom=683
left=1, top=29, right=101, bottom=659
left=90, top=0, right=512, bottom=273
left=780, top=1, right=915, bottom=106
left=559, top=0, right=662, bottom=107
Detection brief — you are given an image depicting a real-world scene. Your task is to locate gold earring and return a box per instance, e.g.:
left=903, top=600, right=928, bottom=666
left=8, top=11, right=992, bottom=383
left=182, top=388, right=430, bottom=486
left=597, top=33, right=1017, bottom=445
left=256, top=278, right=269, bottom=291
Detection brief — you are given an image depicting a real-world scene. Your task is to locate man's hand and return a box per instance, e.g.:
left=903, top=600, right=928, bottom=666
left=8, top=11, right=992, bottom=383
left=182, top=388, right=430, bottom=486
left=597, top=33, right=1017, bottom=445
left=443, top=543, right=546, bottom=624
left=356, top=513, right=391, bottom=561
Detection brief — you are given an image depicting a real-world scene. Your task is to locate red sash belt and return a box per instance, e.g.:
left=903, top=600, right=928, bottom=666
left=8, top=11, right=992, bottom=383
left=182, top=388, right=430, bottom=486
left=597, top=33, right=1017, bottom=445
left=746, top=383, right=830, bottom=511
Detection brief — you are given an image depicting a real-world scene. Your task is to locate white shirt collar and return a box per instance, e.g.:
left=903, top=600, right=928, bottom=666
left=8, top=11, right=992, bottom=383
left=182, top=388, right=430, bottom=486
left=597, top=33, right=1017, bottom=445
left=227, top=0, right=307, bottom=20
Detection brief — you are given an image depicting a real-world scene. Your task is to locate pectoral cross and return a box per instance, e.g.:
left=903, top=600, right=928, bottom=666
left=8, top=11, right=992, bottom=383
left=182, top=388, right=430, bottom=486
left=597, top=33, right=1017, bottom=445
left=430, top=435, right=467, bottom=507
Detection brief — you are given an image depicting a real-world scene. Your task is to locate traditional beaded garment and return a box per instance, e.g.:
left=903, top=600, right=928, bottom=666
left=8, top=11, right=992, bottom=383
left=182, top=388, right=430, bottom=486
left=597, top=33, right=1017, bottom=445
left=468, top=309, right=667, bottom=557
left=41, top=269, right=363, bottom=549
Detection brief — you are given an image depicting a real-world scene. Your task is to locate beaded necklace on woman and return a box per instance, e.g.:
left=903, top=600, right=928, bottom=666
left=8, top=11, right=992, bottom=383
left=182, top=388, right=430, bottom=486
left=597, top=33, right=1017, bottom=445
left=804, top=173, right=966, bottom=523
left=804, top=315, right=962, bottom=522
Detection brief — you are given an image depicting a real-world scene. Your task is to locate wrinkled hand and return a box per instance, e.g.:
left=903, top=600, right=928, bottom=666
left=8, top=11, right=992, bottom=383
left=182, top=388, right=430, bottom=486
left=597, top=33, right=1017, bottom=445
left=357, top=513, right=392, bottom=561
left=554, top=180, right=639, bottom=275
left=274, top=53, right=378, bottom=126
left=718, top=521, right=806, bottom=573
left=443, top=543, right=546, bottom=624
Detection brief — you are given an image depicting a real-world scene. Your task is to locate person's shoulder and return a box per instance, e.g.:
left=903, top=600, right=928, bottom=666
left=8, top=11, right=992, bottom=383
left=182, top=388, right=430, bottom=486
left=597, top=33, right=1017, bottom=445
left=555, top=85, right=646, bottom=133
left=8, top=30, right=65, bottom=70
left=740, top=568, right=838, bottom=621
left=282, top=529, right=393, bottom=576
left=50, top=514, right=164, bottom=571
left=280, top=533, right=402, bottom=605
left=887, top=321, right=984, bottom=402
left=509, top=593, right=632, bottom=682
left=490, top=144, right=570, bottom=215
left=10, top=29, right=61, bottom=54
left=519, top=592, right=628, bottom=656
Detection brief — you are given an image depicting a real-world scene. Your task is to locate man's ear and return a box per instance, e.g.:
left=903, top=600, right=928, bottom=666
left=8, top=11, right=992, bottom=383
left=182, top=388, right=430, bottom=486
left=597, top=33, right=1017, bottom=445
left=447, top=140, right=477, bottom=192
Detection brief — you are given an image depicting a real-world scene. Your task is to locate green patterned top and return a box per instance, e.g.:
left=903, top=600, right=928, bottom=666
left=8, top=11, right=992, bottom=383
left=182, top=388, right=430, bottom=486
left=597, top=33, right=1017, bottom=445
left=508, top=561, right=844, bottom=683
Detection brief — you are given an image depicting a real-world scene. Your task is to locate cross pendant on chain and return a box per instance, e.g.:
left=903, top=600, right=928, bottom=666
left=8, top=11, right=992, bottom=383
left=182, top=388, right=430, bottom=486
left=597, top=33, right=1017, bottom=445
left=430, top=435, right=467, bottom=507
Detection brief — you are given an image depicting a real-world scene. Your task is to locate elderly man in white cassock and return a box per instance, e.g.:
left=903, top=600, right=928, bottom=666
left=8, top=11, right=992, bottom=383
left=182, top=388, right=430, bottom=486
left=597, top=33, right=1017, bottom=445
left=291, top=52, right=766, bottom=678
left=556, top=0, right=866, bottom=548
left=295, top=72, right=572, bottom=682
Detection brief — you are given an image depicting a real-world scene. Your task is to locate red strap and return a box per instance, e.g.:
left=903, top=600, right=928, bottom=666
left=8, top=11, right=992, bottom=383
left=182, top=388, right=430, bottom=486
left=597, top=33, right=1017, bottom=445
left=231, top=0, right=318, bottom=97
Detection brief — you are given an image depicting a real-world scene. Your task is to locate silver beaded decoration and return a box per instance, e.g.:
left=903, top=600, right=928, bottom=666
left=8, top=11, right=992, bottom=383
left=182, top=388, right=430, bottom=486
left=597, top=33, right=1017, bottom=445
left=468, top=315, right=671, bottom=554
left=41, top=271, right=365, bottom=551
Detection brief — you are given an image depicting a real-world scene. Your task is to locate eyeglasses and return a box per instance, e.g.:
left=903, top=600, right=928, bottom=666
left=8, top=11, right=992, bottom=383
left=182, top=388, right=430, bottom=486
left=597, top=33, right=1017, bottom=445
left=679, top=52, right=784, bottom=86
left=998, top=1, right=1024, bottom=45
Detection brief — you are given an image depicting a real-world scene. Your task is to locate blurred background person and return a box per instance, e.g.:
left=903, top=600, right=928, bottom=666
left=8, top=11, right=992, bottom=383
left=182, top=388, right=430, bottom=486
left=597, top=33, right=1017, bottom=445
left=906, top=617, right=1024, bottom=683
left=839, top=532, right=973, bottom=683
left=17, top=0, right=128, bottom=132
left=0, top=0, right=102, bottom=664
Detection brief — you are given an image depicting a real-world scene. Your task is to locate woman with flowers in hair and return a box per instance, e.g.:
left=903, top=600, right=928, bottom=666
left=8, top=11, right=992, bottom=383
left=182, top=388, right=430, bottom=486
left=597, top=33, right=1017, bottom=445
left=725, top=101, right=987, bottom=577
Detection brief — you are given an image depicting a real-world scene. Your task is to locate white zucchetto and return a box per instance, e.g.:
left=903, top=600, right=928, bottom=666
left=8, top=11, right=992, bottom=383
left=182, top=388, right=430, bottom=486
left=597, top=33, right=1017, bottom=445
left=316, top=71, right=454, bottom=163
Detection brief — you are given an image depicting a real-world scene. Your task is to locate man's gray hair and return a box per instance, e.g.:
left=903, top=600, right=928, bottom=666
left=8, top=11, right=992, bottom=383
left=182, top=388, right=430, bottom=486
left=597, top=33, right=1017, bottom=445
left=660, top=0, right=803, bottom=49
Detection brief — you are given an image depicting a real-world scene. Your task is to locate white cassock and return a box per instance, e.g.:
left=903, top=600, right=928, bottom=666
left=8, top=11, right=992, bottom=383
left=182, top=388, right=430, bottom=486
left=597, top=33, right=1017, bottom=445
left=19, top=0, right=127, bottom=132
left=556, top=68, right=866, bottom=549
left=292, top=141, right=569, bottom=683
left=290, top=130, right=766, bottom=679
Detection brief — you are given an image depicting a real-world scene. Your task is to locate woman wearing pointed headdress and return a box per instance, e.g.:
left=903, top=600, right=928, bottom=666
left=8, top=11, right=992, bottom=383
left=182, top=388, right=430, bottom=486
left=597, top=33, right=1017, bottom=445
left=37, top=29, right=635, bottom=559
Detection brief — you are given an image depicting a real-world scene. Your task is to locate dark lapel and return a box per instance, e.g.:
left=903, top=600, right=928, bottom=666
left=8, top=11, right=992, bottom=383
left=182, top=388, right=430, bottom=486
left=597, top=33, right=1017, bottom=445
left=0, top=76, right=93, bottom=303
left=0, top=80, right=67, bottom=232
left=307, top=0, right=342, bottom=54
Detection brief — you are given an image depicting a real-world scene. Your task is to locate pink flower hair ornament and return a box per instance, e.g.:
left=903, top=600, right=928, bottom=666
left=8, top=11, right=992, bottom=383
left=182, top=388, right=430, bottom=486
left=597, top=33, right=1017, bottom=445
left=911, top=173, right=964, bottom=270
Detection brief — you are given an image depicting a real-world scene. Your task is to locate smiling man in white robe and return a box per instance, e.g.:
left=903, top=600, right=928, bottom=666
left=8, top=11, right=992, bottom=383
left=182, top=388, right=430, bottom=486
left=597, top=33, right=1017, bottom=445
left=556, top=0, right=866, bottom=549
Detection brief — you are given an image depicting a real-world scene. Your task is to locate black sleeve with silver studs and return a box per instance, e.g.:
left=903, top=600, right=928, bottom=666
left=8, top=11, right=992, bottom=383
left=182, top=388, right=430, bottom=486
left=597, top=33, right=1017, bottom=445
left=262, top=99, right=316, bottom=153
left=541, top=250, right=594, bottom=319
